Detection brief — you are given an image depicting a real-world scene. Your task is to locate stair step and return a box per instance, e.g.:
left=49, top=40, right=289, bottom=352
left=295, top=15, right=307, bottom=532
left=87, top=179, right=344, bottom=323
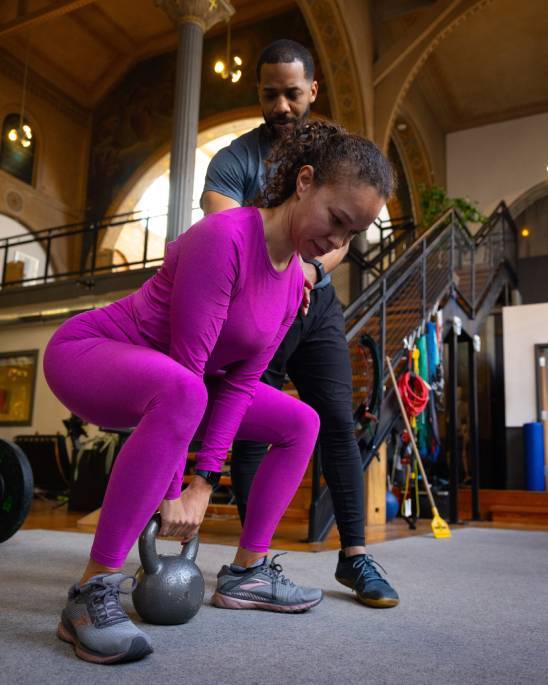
left=490, top=504, right=548, bottom=525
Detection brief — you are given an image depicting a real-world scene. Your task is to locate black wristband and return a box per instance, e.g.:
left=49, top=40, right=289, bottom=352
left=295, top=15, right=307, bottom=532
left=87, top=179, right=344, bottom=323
left=303, top=258, right=326, bottom=284
left=194, top=469, right=221, bottom=487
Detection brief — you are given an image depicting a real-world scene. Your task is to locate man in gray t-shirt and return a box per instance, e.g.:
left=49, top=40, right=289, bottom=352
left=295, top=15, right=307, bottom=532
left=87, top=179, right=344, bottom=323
left=201, top=40, right=399, bottom=609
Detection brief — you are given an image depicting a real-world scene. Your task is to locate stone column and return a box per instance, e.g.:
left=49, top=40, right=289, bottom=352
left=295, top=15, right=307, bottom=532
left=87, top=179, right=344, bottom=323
left=157, top=0, right=234, bottom=240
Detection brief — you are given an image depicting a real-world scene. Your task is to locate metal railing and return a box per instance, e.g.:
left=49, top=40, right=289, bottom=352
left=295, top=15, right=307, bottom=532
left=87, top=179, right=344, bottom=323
left=0, top=210, right=169, bottom=289
left=344, top=201, right=516, bottom=371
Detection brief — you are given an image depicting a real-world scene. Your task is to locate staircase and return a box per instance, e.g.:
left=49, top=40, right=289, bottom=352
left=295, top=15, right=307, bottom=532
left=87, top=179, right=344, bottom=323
left=307, top=201, right=517, bottom=540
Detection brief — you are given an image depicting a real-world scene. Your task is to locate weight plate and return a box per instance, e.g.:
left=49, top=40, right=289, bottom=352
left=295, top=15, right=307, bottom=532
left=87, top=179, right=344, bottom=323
left=0, top=439, right=34, bottom=543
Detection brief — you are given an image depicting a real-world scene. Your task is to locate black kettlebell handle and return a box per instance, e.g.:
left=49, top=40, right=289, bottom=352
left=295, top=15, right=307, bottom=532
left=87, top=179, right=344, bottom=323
left=139, top=513, right=200, bottom=575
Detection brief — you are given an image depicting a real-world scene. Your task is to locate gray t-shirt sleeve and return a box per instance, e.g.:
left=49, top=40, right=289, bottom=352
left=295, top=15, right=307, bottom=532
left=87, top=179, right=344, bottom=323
left=201, top=144, right=247, bottom=207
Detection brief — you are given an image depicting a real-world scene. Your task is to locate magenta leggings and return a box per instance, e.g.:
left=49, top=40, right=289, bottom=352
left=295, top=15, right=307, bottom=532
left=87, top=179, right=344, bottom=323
left=43, top=313, right=319, bottom=567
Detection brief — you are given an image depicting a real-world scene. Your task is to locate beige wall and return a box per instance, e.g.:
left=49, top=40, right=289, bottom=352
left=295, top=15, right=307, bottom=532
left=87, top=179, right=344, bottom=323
left=503, top=302, right=548, bottom=428
left=0, top=321, right=68, bottom=442
left=447, top=113, right=548, bottom=214
left=0, top=70, right=90, bottom=237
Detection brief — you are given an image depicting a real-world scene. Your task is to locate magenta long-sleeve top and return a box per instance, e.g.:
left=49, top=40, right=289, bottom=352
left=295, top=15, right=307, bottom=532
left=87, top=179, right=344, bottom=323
left=110, top=207, right=304, bottom=488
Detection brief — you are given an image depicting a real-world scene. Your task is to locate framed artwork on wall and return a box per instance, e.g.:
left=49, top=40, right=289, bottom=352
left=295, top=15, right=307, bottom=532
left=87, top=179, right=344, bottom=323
left=0, top=349, right=39, bottom=426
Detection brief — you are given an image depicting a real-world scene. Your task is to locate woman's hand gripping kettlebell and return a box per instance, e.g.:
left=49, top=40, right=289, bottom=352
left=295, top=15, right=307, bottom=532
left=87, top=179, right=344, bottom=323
left=159, top=476, right=212, bottom=541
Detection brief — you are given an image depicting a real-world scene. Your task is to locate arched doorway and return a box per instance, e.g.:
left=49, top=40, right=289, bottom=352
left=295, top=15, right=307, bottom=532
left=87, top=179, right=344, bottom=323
left=0, top=214, right=49, bottom=286
left=510, top=182, right=548, bottom=304
left=100, top=116, right=263, bottom=268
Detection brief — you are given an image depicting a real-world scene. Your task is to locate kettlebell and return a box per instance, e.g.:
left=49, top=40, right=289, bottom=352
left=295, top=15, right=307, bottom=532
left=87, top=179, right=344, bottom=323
left=132, top=513, right=205, bottom=625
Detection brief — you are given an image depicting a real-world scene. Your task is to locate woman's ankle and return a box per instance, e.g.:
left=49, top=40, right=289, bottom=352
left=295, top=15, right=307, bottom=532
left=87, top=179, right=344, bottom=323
left=80, top=559, right=122, bottom=585
left=233, top=546, right=267, bottom=568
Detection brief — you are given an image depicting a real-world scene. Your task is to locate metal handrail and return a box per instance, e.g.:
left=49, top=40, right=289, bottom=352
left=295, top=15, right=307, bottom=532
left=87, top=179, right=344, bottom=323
left=0, top=211, right=168, bottom=289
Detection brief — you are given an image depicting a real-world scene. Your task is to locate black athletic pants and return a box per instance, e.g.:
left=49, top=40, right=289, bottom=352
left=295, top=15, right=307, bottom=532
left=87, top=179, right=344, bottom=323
left=231, top=283, right=365, bottom=548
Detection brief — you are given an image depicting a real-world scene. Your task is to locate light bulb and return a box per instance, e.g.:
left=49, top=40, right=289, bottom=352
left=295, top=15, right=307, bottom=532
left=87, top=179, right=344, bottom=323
left=22, top=124, right=32, bottom=139
left=21, top=138, right=31, bottom=148
left=233, top=55, right=242, bottom=66
left=231, top=70, right=242, bottom=83
left=8, top=128, right=18, bottom=142
left=214, top=60, right=225, bottom=74
left=521, top=227, right=530, bottom=238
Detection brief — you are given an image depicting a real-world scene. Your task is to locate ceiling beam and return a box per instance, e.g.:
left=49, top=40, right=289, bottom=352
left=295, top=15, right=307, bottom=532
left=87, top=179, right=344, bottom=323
left=374, top=0, right=438, bottom=23
left=373, top=0, right=463, bottom=86
left=0, top=0, right=95, bottom=38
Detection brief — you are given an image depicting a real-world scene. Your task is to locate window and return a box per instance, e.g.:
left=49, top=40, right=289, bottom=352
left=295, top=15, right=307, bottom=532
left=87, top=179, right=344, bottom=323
left=0, top=113, right=36, bottom=185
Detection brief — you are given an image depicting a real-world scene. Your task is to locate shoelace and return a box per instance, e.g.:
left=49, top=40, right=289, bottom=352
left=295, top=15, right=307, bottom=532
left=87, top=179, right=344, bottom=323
left=352, top=554, right=390, bottom=588
left=265, top=553, right=295, bottom=586
left=87, top=575, right=137, bottom=627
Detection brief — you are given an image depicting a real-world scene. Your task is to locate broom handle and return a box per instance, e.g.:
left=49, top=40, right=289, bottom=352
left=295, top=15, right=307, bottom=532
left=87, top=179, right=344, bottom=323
left=386, top=356, right=437, bottom=512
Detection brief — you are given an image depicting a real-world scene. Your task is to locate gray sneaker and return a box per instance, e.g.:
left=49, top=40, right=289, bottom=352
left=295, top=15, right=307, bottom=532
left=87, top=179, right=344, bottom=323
left=57, top=573, right=153, bottom=664
left=212, top=554, right=323, bottom=613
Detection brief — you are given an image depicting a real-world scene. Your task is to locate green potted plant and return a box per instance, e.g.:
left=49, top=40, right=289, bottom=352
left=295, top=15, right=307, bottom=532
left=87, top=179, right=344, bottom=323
left=419, top=184, right=486, bottom=228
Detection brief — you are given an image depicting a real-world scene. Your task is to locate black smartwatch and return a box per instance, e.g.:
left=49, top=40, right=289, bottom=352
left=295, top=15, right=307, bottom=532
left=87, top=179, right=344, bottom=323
left=194, top=469, right=221, bottom=488
left=303, top=258, right=326, bottom=284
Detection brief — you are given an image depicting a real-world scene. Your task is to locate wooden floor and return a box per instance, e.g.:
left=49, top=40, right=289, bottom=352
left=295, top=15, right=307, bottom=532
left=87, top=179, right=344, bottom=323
left=22, top=496, right=548, bottom=552
left=23, top=499, right=436, bottom=552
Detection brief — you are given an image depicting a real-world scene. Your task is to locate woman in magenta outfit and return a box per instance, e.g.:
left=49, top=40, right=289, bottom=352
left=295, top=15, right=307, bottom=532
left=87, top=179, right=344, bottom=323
left=44, top=121, right=394, bottom=664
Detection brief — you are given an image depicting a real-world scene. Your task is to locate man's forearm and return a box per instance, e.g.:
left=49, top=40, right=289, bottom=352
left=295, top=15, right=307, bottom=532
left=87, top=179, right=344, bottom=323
left=317, top=244, right=350, bottom=275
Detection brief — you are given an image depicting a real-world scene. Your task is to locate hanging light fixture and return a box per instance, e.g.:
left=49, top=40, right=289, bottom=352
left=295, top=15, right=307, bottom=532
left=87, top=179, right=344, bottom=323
left=213, top=19, right=242, bottom=83
left=8, top=33, right=33, bottom=148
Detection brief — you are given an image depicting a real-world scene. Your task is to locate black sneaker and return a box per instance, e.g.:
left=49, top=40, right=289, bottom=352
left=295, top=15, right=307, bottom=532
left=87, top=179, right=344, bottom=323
left=335, top=551, right=399, bottom=608
left=57, top=573, right=153, bottom=664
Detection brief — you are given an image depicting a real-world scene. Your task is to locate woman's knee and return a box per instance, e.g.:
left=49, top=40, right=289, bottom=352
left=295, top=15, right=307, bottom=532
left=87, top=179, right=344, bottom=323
left=150, top=367, right=207, bottom=422
left=282, top=401, right=320, bottom=448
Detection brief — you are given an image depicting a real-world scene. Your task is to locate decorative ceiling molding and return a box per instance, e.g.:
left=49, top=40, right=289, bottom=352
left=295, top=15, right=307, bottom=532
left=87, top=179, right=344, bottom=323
left=444, top=101, right=548, bottom=134
left=374, top=0, right=494, bottom=151
left=374, top=0, right=438, bottom=23
left=392, top=112, right=434, bottom=222
left=0, top=48, right=89, bottom=125
left=297, top=0, right=365, bottom=134
left=373, top=0, right=462, bottom=86
left=0, top=0, right=95, bottom=38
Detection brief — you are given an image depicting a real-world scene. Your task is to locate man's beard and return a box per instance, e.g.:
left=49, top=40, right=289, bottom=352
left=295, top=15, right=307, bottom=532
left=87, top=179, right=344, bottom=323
left=263, top=105, right=311, bottom=138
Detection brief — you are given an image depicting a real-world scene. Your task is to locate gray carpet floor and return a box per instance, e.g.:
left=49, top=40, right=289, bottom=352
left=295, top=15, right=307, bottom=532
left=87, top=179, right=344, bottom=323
left=1, top=527, right=548, bottom=685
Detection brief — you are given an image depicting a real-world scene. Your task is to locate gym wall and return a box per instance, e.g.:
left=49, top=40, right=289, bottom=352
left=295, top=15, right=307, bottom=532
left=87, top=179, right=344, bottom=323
left=503, top=302, right=548, bottom=428
left=502, top=302, right=548, bottom=487
left=0, top=68, right=90, bottom=235
left=0, top=321, right=72, bottom=442
left=446, top=112, right=548, bottom=216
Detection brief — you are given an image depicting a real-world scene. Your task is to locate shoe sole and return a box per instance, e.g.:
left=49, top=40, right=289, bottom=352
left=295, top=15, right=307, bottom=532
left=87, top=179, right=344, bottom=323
left=57, top=619, right=153, bottom=665
left=211, top=591, right=323, bottom=613
left=335, top=575, right=400, bottom=608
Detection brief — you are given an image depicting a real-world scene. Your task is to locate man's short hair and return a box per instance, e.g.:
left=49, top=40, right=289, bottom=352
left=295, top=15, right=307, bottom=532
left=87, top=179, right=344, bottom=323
left=256, top=39, right=315, bottom=82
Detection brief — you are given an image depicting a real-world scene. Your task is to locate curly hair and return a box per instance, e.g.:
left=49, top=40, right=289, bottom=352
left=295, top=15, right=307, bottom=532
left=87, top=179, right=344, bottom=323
left=257, top=120, right=395, bottom=208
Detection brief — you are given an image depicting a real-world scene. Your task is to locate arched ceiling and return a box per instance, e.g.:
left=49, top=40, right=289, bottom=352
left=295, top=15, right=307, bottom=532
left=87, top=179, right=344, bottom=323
left=372, top=0, right=548, bottom=132
left=0, top=0, right=294, bottom=108
left=0, top=0, right=546, bottom=134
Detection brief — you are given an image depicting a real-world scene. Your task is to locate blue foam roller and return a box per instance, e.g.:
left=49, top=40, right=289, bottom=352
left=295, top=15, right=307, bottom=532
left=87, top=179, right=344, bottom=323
left=523, top=422, right=545, bottom=491
left=386, top=491, right=399, bottom=522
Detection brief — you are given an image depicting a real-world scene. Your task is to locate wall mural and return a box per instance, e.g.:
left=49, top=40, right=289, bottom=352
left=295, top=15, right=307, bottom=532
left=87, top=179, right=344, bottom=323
left=87, top=8, right=331, bottom=221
